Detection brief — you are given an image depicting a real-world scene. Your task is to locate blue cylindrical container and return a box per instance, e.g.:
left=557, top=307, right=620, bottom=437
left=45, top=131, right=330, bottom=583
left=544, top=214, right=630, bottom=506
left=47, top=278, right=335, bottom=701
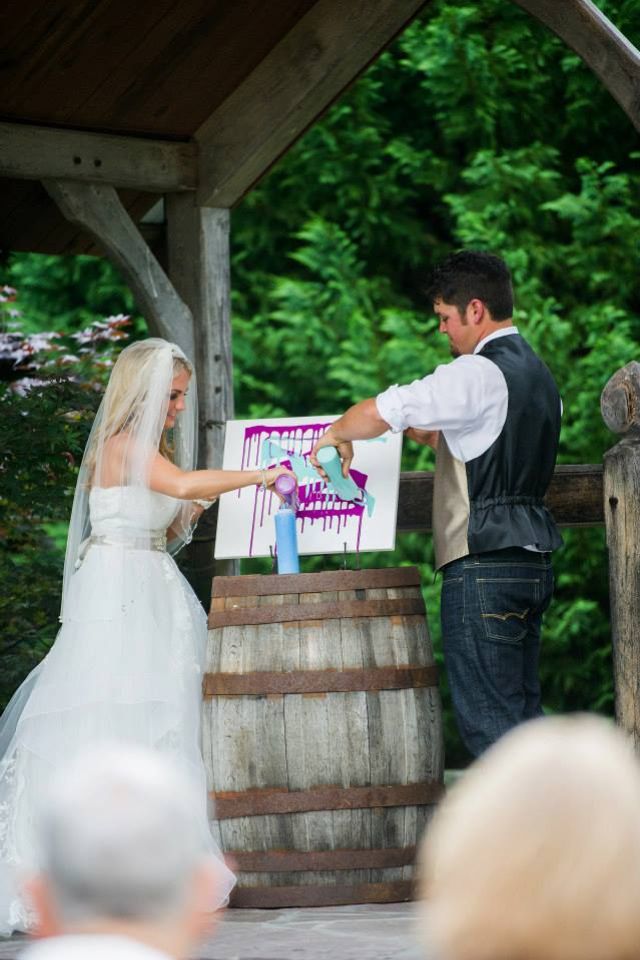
left=275, top=505, right=300, bottom=574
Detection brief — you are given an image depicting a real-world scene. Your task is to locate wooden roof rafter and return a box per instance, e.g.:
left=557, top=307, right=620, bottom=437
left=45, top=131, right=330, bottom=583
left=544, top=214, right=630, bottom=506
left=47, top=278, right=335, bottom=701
left=512, top=0, right=640, bottom=133
left=1, top=0, right=639, bottom=257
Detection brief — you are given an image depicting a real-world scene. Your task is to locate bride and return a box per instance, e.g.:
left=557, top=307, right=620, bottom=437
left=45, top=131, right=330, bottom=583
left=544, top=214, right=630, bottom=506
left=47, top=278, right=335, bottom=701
left=0, top=338, right=293, bottom=933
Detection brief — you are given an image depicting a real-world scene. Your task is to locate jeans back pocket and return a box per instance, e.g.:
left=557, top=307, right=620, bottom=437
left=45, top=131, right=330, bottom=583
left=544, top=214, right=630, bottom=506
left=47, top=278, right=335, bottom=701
left=477, top=576, right=540, bottom=644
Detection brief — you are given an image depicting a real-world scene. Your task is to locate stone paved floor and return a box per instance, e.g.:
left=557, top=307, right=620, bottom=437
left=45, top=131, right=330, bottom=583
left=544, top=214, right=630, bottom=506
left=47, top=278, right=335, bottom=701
left=0, top=903, right=422, bottom=960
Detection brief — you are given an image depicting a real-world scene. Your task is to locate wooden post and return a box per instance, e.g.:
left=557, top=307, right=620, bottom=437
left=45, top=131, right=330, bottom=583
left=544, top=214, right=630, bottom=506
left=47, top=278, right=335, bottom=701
left=166, top=194, right=238, bottom=593
left=166, top=196, right=233, bottom=468
left=601, top=362, right=640, bottom=746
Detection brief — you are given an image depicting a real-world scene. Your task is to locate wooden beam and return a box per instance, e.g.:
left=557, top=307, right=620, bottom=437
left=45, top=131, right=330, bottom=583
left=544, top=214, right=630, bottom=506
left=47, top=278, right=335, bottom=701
left=195, top=0, right=429, bottom=207
left=397, top=464, right=604, bottom=533
left=511, top=0, right=640, bottom=131
left=1, top=122, right=197, bottom=192
left=166, top=196, right=234, bottom=469
left=44, top=180, right=194, bottom=355
left=166, top=195, right=238, bottom=584
left=601, top=363, right=640, bottom=746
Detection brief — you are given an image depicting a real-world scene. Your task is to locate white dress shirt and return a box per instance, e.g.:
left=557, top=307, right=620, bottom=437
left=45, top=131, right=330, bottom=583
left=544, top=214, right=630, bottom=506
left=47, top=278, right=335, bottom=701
left=376, top=327, right=519, bottom=463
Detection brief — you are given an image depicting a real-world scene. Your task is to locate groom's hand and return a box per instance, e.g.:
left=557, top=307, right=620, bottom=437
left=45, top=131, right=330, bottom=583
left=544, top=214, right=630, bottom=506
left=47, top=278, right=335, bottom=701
left=310, top=430, right=354, bottom=480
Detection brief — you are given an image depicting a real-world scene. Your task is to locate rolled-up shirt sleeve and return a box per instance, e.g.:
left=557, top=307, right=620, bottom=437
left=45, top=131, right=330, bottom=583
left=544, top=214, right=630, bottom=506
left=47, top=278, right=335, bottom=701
left=375, top=355, right=509, bottom=462
left=375, top=383, right=415, bottom=433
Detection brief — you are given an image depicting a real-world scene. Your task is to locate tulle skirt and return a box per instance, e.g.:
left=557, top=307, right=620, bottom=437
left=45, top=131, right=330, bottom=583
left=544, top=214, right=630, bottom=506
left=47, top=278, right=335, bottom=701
left=0, top=543, right=235, bottom=933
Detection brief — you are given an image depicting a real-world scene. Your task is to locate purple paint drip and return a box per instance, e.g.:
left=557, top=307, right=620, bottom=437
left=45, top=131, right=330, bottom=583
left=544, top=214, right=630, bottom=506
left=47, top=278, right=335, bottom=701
left=239, top=422, right=371, bottom=556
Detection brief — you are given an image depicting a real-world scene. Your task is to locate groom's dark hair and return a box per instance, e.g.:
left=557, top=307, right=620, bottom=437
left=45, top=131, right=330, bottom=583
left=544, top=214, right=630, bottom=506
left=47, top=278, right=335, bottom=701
left=426, top=251, right=514, bottom=321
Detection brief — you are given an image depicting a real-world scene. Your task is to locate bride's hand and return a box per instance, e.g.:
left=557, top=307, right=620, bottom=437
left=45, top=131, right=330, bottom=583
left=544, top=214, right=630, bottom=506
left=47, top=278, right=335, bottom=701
left=263, top=466, right=296, bottom=491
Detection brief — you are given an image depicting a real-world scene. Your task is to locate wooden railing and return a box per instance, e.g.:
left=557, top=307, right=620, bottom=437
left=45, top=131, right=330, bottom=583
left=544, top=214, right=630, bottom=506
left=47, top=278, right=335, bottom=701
left=397, top=464, right=603, bottom=533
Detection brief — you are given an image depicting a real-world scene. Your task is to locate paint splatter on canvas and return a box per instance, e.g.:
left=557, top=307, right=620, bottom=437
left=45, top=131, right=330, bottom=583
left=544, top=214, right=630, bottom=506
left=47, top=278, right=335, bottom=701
left=214, top=416, right=402, bottom=560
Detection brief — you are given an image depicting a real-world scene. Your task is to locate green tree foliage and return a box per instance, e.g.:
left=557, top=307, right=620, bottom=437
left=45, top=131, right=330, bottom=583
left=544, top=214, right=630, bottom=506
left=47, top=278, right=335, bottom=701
left=0, top=306, right=130, bottom=705
left=230, top=0, right=639, bottom=763
left=6, top=255, right=142, bottom=334
left=3, top=0, right=639, bottom=763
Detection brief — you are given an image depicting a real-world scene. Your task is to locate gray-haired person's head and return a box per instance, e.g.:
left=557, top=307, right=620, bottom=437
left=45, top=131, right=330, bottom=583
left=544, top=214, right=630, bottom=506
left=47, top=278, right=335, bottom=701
left=34, top=744, right=210, bottom=925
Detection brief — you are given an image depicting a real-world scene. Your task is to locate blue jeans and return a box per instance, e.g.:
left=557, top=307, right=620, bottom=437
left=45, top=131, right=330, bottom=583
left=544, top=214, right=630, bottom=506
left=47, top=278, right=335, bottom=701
left=440, top=547, right=554, bottom=757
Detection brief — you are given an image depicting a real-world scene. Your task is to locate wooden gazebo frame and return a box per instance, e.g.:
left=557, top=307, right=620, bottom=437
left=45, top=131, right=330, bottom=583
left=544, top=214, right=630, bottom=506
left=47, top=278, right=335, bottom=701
left=2, top=0, right=640, bottom=739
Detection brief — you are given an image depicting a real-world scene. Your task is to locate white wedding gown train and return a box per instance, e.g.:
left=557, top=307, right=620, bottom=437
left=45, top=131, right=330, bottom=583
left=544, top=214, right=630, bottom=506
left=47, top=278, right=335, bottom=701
left=0, top=487, right=235, bottom=933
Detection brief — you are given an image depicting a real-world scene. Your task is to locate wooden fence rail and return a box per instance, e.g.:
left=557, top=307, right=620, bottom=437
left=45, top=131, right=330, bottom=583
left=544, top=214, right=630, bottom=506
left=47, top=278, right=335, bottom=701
left=396, top=463, right=603, bottom=533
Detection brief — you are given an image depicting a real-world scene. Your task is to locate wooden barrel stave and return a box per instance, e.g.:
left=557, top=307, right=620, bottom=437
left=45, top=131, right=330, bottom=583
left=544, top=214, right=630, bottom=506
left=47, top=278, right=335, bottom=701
left=203, top=569, right=443, bottom=905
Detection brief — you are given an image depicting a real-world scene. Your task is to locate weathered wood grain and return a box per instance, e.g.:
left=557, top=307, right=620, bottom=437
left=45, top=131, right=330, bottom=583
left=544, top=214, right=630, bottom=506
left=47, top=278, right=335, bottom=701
left=601, top=362, right=640, bottom=437
left=195, top=0, right=430, bottom=206
left=602, top=365, right=640, bottom=747
left=0, top=1, right=317, bottom=137
left=167, top=199, right=233, bottom=467
left=203, top=568, right=443, bottom=905
left=166, top=197, right=236, bottom=582
left=0, top=122, right=197, bottom=192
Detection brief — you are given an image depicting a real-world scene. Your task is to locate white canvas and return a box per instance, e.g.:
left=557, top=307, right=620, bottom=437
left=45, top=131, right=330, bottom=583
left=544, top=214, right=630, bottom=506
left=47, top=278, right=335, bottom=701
left=214, top=415, right=403, bottom=560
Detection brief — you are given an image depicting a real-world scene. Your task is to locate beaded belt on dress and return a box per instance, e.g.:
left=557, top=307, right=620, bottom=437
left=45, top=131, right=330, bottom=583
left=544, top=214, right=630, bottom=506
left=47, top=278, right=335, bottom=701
left=89, top=534, right=167, bottom=552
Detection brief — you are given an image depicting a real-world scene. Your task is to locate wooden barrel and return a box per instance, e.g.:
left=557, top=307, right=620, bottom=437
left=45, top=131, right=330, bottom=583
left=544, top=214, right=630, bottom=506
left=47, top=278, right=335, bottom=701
left=203, top=566, right=443, bottom=908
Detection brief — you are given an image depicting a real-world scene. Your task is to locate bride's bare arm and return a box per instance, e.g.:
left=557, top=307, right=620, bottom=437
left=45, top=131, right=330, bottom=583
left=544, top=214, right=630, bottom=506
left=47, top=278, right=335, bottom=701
left=148, top=452, right=292, bottom=499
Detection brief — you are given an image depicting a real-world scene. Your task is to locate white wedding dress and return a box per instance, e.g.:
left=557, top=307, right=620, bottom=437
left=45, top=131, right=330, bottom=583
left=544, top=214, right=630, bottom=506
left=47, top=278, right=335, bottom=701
left=0, top=486, right=235, bottom=933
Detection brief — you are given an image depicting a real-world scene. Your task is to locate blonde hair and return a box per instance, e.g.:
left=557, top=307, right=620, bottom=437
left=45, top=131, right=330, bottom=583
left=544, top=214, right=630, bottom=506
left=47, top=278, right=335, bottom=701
left=418, top=715, right=640, bottom=960
left=160, top=355, right=192, bottom=461
left=86, top=341, right=192, bottom=477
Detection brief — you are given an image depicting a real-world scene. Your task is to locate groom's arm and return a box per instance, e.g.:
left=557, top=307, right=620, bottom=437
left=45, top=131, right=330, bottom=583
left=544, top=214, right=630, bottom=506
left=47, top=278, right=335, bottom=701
left=310, top=398, right=390, bottom=478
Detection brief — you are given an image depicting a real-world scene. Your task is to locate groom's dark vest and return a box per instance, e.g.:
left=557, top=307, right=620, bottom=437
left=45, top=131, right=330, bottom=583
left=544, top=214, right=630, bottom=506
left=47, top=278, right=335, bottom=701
left=433, top=333, right=562, bottom=569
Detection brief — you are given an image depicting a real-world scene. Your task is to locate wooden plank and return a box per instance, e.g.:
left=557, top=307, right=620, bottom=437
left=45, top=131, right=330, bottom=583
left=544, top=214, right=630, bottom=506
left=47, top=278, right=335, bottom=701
left=230, top=880, right=413, bottom=908
left=1, top=0, right=177, bottom=125
left=396, top=464, right=604, bottom=532
left=212, top=567, right=422, bottom=597
left=204, top=575, right=444, bottom=895
left=202, top=665, right=438, bottom=697
left=73, top=1, right=317, bottom=138
left=43, top=180, right=194, bottom=356
left=0, top=122, right=196, bottom=192
left=511, top=0, right=640, bottom=131
left=283, top=588, right=369, bottom=889
left=207, top=592, right=295, bottom=864
left=0, top=0, right=316, bottom=138
left=166, top=197, right=237, bottom=578
left=195, top=0, right=430, bottom=206
left=212, top=780, right=442, bottom=820
left=228, top=847, right=417, bottom=872
left=602, top=363, right=640, bottom=747
left=209, top=598, right=426, bottom=628
left=166, top=198, right=233, bottom=467
left=356, top=586, right=442, bottom=886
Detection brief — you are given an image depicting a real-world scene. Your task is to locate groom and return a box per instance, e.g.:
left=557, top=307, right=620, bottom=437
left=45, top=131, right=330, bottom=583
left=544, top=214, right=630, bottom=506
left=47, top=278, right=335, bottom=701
left=312, top=250, right=562, bottom=757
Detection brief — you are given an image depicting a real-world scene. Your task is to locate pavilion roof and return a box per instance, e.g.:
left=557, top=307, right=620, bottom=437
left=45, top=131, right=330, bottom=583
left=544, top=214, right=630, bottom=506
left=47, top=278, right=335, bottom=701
left=0, top=0, right=426, bottom=257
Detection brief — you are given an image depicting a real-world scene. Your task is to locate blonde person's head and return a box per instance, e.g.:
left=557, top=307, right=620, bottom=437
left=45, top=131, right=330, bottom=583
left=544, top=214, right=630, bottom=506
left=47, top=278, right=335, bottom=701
left=418, top=715, right=640, bottom=960
left=86, top=340, right=192, bottom=475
